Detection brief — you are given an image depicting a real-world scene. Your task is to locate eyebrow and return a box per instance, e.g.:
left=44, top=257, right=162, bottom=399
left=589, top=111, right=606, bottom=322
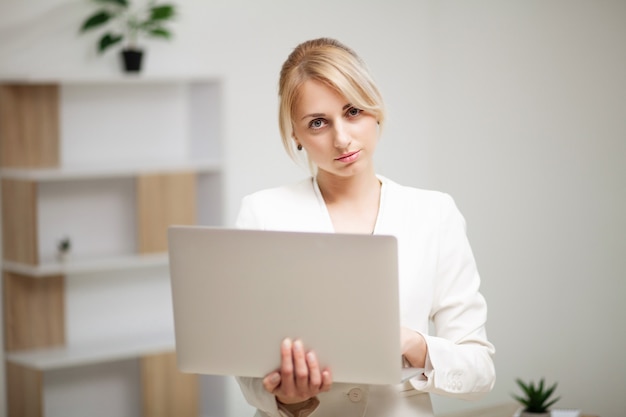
left=300, top=103, right=352, bottom=121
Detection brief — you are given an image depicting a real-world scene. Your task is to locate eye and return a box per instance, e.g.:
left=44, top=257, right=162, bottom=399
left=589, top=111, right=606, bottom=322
left=346, top=107, right=362, bottom=118
left=309, top=118, right=327, bottom=130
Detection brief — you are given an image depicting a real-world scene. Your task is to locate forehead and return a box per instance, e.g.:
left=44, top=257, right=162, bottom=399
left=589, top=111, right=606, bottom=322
left=294, top=79, right=348, bottom=117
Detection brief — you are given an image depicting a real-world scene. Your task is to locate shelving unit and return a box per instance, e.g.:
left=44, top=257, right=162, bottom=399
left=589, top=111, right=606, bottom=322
left=1, top=76, right=223, bottom=417
left=5, top=331, right=175, bottom=371
left=0, top=159, right=221, bottom=181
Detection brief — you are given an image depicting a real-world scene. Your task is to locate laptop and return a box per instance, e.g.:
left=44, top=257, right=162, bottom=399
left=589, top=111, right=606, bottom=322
left=167, top=226, right=424, bottom=385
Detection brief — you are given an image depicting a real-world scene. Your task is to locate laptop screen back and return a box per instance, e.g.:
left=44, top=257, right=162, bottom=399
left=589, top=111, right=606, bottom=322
left=168, top=226, right=403, bottom=384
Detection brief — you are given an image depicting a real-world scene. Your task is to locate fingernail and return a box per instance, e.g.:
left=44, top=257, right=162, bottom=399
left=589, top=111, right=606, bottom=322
left=283, top=338, right=292, bottom=348
left=294, top=339, right=302, bottom=351
left=307, top=351, right=316, bottom=362
left=269, top=372, right=280, bottom=383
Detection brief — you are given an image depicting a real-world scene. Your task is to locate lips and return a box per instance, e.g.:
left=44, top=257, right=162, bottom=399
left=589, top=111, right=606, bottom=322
left=335, top=150, right=360, bottom=163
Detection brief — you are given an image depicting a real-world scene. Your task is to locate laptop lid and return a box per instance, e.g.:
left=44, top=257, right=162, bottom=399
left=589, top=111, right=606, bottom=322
left=168, top=226, right=421, bottom=385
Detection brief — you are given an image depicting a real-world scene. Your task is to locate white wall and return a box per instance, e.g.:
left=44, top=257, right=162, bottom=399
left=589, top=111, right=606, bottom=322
left=1, top=1, right=625, bottom=416
left=422, top=3, right=626, bottom=417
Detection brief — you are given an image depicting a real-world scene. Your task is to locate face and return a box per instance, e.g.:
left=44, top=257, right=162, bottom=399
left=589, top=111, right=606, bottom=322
left=292, top=79, right=379, bottom=179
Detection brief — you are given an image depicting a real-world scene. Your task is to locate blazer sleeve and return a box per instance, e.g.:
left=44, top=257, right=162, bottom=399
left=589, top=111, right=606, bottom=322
left=236, top=194, right=264, bottom=230
left=410, top=194, right=496, bottom=400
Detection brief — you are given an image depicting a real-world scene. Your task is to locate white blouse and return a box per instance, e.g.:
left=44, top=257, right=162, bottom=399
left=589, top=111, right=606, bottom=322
left=234, top=175, right=495, bottom=417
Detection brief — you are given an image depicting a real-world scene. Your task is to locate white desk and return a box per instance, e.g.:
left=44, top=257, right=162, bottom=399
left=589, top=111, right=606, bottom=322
left=437, top=402, right=597, bottom=417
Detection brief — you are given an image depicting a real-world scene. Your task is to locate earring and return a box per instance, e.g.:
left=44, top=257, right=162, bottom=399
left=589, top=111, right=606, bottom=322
left=297, top=144, right=303, bottom=151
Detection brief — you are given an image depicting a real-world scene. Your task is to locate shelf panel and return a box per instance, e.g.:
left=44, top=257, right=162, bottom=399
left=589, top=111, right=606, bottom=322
left=0, top=74, right=218, bottom=85
left=2, top=252, right=169, bottom=277
left=5, top=331, right=175, bottom=371
left=0, top=159, right=221, bottom=181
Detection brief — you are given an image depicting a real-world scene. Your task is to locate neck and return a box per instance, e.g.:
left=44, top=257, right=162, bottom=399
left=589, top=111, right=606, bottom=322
left=316, top=168, right=380, bottom=204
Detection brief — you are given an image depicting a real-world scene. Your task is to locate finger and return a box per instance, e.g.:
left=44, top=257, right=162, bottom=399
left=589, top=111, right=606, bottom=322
left=262, top=372, right=281, bottom=393
left=292, top=339, right=309, bottom=392
left=306, top=350, right=322, bottom=389
left=279, top=338, right=296, bottom=396
left=320, top=369, right=333, bottom=392
left=280, top=338, right=294, bottom=371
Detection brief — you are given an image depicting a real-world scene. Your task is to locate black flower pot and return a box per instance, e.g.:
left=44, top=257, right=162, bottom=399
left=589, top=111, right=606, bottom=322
left=121, top=49, right=144, bottom=73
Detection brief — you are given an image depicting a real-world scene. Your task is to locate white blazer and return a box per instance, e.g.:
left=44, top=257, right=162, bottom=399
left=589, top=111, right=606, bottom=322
left=235, top=175, right=496, bottom=417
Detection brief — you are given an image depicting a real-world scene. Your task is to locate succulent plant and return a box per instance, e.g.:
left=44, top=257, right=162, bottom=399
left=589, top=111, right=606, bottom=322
left=512, top=378, right=560, bottom=413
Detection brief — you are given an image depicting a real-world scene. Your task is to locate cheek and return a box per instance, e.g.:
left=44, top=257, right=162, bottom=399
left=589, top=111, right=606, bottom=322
left=356, top=120, right=380, bottom=140
left=304, top=137, right=328, bottom=154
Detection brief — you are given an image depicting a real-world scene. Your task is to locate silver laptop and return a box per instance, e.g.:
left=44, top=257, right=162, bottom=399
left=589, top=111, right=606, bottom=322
left=168, top=226, right=424, bottom=385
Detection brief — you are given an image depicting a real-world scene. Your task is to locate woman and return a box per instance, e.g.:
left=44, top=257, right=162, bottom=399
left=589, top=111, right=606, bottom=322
left=235, top=38, right=495, bottom=417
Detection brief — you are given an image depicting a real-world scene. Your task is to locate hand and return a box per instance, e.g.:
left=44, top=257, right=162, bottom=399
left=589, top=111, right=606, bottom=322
left=400, top=326, right=428, bottom=368
left=262, top=338, right=333, bottom=405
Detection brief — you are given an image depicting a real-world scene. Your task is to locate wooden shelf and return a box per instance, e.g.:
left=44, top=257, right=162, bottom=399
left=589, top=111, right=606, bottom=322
left=0, top=159, right=221, bottom=182
left=1, top=252, right=169, bottom=277
left=0, top=74, right=218, bottom=85
left=5, top=331, right=175, bottom=371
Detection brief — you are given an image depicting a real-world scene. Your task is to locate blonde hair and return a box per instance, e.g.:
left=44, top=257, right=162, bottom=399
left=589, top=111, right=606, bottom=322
left=278, top=38, right=386, bottom=162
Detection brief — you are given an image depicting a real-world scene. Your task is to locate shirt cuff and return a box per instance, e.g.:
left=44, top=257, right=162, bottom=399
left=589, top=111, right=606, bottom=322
left=276, top=397, right=320, bottom=417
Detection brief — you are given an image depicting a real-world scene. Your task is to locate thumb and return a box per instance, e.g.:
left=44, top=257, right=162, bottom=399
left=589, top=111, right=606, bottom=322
left=262, top=372, right=281, bottom=393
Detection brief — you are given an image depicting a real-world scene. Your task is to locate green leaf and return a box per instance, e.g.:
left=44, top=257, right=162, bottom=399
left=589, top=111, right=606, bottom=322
left=94, top=0, right=129, bottom=7
left=80, top=10, right=113, bottom=32
left=515, top=378, right=533, bottom=398
left=98, top=33, right=124, bottom=53
left=512, top=394, right=530, bottom=407
left=148, top=27, right=172, bottom=39
left=149, top=5, right=176, bottom=21
left=544, top=397, right=561, bottom=410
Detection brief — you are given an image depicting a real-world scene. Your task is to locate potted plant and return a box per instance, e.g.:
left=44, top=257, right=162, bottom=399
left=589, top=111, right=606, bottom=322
left=512, top=377, right=560, bottom=417
left=57, top=236, right=72, bottom=262
left=79, top=0, right=177, bottom=72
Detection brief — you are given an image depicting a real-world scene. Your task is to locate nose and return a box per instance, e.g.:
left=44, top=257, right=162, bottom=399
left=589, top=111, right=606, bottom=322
left=333, top=120, right=351, bottom=149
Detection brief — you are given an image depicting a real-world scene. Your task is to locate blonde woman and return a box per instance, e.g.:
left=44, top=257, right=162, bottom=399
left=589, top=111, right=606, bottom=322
left=235, top=38, right=495, bottom=417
